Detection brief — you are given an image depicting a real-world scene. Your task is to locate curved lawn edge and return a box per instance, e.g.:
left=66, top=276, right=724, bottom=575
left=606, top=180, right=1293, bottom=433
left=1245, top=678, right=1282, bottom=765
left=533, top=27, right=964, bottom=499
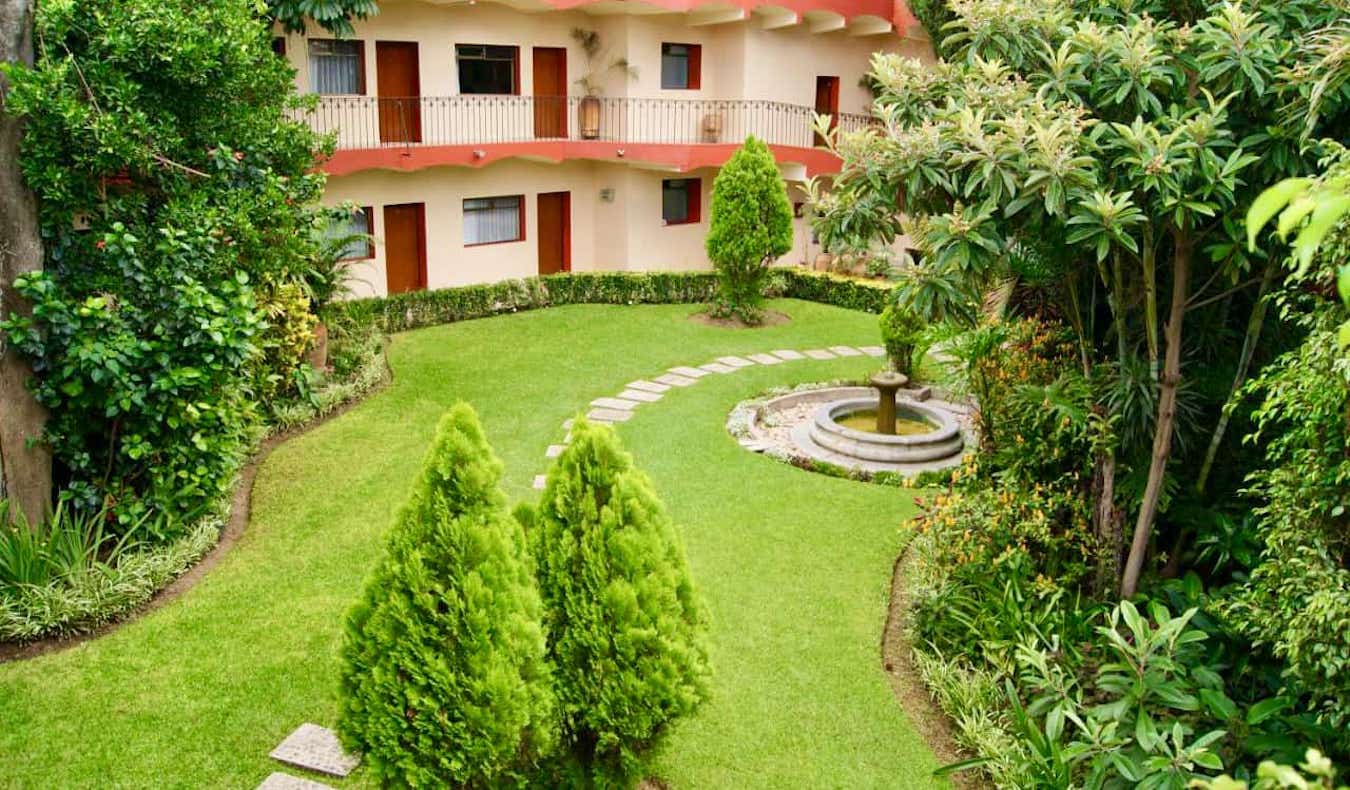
left=0, top=356, right=393, bottom=665
left=883, top=537, right=986, bottom=789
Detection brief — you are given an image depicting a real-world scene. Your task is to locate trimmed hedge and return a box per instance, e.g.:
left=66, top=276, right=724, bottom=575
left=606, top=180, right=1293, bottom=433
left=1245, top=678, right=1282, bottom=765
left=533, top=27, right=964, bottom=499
left=330, top=269, right=893, bottom=334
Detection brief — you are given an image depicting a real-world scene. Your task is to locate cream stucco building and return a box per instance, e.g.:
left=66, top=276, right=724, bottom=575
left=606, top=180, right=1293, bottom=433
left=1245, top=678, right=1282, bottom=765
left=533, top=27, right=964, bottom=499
left=278, top=0, right=931, bottom=297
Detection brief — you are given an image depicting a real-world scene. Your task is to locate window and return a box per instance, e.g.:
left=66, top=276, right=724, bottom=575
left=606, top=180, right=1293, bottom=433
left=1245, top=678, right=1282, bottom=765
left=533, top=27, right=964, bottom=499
left=662, top=179, right=701, bottom=225
left=456, top=44, right=519, bottom=95
left=660, top=43, right=701, bottom=90
left=464, top=195, right=524, bottom=245
left=308, top=39, right=365, bottom=95
left=272, top=37, right=287, bottom=57
left=326, top=207, right=374, bottom=261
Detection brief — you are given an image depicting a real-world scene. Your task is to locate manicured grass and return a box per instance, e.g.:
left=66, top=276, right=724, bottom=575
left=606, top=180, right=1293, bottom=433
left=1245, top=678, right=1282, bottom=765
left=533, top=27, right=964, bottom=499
left=0, top=299, right=943, bottom=788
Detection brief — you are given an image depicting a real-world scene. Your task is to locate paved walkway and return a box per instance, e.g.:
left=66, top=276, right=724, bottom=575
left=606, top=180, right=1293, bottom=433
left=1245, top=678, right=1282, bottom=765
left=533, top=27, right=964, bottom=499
left=533, top=344, right=886, bottom=489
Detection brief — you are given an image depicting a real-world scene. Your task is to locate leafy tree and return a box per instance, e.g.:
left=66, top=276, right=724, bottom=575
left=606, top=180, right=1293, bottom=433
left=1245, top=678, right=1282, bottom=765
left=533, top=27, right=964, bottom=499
left=814, top=0, right=1349, bottom=596
left=705, top=136, right=793, bottom=325
left=533, top=418, right=711, bottom=786
left=338, top=404, right=555, bottom=788
left=880, top=298, right=926, bottom=377
left=0, top=0, right=343, bottom=526
left=268, top=0, right=378, bottom=36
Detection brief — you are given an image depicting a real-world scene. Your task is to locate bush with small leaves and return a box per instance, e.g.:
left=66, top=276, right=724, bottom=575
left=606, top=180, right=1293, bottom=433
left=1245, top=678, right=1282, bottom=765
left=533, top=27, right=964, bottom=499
left=533, top=419, right=711, bottom=787
left=337, top=404, right=555, bottom=787
left=704, top=136, right=794, bottom=324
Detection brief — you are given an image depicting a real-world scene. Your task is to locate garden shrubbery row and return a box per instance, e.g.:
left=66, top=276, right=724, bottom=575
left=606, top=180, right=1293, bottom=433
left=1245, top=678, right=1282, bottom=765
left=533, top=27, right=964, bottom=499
left=339, top=405, right=710, bottom=788
left=331, top=268, right=893, bottom=335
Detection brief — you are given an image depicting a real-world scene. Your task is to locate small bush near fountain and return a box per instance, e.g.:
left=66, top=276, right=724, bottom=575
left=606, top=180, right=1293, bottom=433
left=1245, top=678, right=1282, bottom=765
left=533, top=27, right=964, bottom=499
left=879, top=301, right=925, bottom=377
left=337, top=405, right=555, bottom=787
left=531, top=419, right=712, bottom=786
left=705, top=136, right=794, bottom=325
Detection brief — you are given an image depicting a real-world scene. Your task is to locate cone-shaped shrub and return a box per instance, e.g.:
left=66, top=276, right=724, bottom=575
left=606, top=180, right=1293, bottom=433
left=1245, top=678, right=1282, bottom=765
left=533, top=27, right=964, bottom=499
left=534, top=418, right=712, bottom=787
left=337, top=403, right=555, bottom=787
left=704, top=135, right=794, bottom=324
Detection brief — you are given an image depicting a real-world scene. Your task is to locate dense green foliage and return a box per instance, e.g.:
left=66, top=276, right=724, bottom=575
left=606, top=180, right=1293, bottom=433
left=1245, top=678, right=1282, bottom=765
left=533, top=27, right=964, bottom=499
left=329, top=269, right=893, bottom=335
left=0, top=0, right=334, bottom=527
left=705, top=137, right=794, bottom=324
left=879, top=300, right=925, bottom=376
left=338, top=404, right=555, bottom=787
left=533, top=419, right=711, bottom=786
left=268, top=0, right=378, bottom=36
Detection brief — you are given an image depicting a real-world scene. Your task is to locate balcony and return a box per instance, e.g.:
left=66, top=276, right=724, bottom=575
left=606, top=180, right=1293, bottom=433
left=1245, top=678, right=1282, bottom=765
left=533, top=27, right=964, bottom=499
left=302, top=95, right=874, bottom=174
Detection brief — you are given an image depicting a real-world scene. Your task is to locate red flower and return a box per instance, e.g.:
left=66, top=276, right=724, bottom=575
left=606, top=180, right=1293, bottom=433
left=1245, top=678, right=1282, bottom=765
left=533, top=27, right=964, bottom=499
left=95, top=240, right=106, bottom=250
left=234, top=151, right=245, bottom=161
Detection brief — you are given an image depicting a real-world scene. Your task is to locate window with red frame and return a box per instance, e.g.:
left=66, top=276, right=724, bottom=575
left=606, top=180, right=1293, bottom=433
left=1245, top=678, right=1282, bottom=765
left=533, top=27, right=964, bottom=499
left=662, top=178, right=701, bottom=225
left=660, top=43, right=701, bottom=90
left=327, top=206, right=375, bottom=261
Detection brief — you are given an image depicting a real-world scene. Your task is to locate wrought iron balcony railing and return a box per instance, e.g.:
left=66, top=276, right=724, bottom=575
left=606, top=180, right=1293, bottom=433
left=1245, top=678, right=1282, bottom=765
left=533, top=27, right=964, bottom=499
left=302, top=95, right=875, bottom=152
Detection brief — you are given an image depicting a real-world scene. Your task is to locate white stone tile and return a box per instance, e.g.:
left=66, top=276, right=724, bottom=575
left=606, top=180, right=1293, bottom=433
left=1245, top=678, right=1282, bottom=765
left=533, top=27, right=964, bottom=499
left=532, top=475, right=547, bottom=490
left=804, top=349, right=837, bottom=360
left=699, top=362, right=737, bottom=374
left=747, top=353, right=784, bottom=365
left=588, top=407, right=635, bottom=422
left=591, top=397, right=640, bottom=411
left=717, top=356, right=755, bottom=368
left=828, top=345, right=864, bottom=357
left=618, top=388, right=663, bottom=403
left=546, top=444, right=566, bottom=458
left=772, top=349, right=805, bottom=361
left=269, top=724, right=359, bottom=778
left=668, top=365, right=711, bottom=379
left=626, top=379, right=670, bottom=393
left=653, top=373, right=698, bottom=387
left=859, top=345, right=886, bottom=357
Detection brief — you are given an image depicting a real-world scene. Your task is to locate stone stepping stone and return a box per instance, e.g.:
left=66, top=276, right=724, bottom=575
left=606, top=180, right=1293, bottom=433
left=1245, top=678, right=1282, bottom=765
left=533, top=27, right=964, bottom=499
left=668, top=365, right=711, bottom=379
left=591, top=396, right=639, bottom=411
left=860, top=345, right=886, bottom=357
left=546, top=444, right=566, bottom=458
left=626, top=379, right=670, bottom=394
left=532, top=475, right=547, bottom=490
left=738, top=438, right=773, bottom=453
left=747, top=353, right=784, bottom=365
left=717, top=356, right=755, bottom=368
left=772, top=349, right=805, bottom=361
left=654, top=373, right=698, bottom=388
left=828, top=345, right=864, bottom=357
left=269, top=724, right=359, bottom=778
left=562, top=418, right=574, bottom=430
left=257, top=773, right=333, bottom=790
left=619, top=388, right=663, bottom=403
left=699, top=362, right=737, bottom=374
left=588, top=407, right=635, bottom=423
left=804, top=349, right=837, bottom=360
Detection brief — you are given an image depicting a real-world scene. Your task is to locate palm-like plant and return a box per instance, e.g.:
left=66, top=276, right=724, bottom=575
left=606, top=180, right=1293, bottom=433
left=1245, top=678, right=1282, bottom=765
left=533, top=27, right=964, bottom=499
left=570, top=28, right=636, bottom=97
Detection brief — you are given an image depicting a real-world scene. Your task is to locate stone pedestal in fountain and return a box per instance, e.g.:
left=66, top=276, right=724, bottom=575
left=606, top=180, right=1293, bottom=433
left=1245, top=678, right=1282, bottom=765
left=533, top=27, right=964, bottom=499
left=869, top=371, right=909, bottom=435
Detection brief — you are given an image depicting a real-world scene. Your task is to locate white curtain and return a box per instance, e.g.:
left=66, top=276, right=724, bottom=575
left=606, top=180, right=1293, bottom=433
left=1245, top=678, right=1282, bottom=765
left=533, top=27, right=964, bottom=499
left=309, top=41, right=362, bottom=95
left=464, top=197, right=521, bottom=245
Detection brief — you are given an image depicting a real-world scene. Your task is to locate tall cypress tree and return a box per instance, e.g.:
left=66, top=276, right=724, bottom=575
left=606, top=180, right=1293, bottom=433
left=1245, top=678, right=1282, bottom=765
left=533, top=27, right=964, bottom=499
left=338, top=403, right=555, bottom=787
left=534, top=418, right=711, bottom=787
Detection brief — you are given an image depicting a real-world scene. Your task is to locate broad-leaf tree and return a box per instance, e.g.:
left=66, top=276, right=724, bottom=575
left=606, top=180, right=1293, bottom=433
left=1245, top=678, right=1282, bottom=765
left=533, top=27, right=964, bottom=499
left=815, top=0, right=1348, bottom=596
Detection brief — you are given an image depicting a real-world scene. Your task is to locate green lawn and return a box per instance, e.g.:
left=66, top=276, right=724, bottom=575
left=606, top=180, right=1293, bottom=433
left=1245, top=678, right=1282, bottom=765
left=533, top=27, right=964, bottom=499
left=0, top=299, right=943, bottom=789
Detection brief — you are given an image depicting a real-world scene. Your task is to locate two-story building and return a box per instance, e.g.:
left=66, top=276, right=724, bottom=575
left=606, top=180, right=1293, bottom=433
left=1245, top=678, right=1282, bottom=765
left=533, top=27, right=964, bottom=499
left=277, top=0, right=931, bottom=297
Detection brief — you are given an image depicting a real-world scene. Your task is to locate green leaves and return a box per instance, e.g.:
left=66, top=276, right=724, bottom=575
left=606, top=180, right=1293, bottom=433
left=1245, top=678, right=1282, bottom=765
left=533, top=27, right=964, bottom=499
left=705, top=137, right=795, bottom=323
left=1067, top=190, right=1145, bottom=262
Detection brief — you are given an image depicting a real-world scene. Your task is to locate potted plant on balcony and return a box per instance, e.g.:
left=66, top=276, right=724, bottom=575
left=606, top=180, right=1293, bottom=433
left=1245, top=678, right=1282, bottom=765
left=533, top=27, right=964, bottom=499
left=571, top=28, right=636, bottom=140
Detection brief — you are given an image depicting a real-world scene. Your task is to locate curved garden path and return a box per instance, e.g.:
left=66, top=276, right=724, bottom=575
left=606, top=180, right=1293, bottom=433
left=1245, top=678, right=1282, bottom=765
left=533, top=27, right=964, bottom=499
left=0, top=300, right=948, bottom=788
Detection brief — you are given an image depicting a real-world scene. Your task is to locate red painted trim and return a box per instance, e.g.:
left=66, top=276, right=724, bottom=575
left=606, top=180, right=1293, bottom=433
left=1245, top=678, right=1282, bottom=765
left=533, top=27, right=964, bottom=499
left=545, top=0, right=918, bottom=34
left=562, top=191, right=572, bottom=272
left=661, top=178, right=701, bottom=225
left=322, top=141, right=844, bottom=178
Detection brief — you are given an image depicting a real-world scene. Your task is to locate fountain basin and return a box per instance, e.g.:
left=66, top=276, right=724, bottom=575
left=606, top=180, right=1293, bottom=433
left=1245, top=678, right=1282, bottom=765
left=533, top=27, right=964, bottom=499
left=809, top=397, right=964, bottom=464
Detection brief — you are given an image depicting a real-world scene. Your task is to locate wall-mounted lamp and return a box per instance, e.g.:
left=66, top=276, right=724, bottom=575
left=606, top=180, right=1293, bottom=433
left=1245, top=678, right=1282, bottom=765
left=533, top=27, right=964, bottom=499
left=616, top=148, right=625, bottom=157
left=472, top=149, right=486, bottom=159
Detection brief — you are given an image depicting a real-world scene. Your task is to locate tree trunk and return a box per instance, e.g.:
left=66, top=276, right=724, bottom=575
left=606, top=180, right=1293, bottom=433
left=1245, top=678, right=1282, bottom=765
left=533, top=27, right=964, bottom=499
left=1120, top=226, right=1191, bottom=598
left=1195, top=256, right=1277, bottom=495
left=0, top=0, right=51, bottom=526
left=1142, top=222, right=1158, bottom=381
left=1092, top=447, right=1122, bottom=597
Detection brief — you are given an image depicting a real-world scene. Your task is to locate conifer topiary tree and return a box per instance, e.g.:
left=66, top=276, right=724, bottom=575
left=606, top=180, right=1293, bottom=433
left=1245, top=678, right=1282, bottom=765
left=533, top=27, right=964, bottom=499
left=533, top=418, right=711, bottom=787
left=705, top=135, right=794, bottom=325
left=337, top=403, right=555, bottom=788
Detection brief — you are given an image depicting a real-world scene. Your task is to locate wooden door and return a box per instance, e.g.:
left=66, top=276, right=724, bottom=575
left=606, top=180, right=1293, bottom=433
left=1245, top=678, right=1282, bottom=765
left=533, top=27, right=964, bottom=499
left=532, top=47, right=567, bottom=139
left=813, top=75, right=840, bottom=147
left=377, top=42, right=421, bottom=144
left=536, top=192, right=570, bottom=275
left=383, top=203, right=426, bottom=294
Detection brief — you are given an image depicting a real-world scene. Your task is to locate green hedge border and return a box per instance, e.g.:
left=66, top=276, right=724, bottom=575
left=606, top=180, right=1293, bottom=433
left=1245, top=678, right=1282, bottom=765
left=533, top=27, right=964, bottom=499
left=330, top=269, right=894, bottom=334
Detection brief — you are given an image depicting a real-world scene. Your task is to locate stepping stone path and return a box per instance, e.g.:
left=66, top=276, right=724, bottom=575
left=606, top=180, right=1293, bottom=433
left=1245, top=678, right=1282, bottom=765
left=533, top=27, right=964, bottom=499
left=268, top=724, right=359, bottom=779
left=532, top=342, right=883, bottom=484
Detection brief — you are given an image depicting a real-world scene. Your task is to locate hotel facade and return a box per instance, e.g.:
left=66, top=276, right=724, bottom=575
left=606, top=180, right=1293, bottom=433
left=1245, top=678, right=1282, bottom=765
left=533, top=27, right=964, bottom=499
left=277, top=0, right=931, bottom=298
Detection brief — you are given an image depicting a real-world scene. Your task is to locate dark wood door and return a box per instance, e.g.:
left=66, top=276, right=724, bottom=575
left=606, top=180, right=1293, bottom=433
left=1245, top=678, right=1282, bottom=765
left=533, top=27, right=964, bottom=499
left=536, top=191, right=570, bottom=275
left=813, top=75, right=840, bottom=147
left=377, top=42, right=421, bottom=143
left=383, top=203, right=426, bottom=294
left=532, top=47, right=567, bottom=139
